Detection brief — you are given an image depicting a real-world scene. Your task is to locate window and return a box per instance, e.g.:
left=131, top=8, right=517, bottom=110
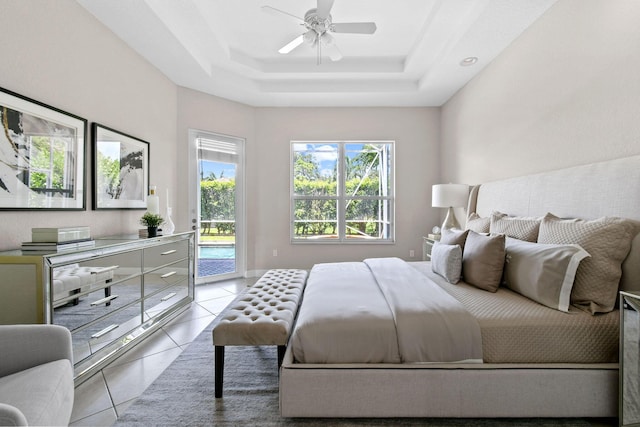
left=291, top=141, right=394, bottom=243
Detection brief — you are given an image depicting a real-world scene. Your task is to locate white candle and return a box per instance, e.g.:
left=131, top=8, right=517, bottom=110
left=166, top=188, right=170, bottom=208
left=147, top=185, right=159, bottom=214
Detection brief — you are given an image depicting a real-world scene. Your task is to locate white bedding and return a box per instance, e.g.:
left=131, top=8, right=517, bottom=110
left=290, top=257, right=482, bottom=364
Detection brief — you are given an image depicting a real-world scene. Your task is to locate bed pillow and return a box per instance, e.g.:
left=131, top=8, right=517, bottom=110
left=503, top=237, right=590, bottom=312
left=537, top=213, right=635, bottom=314
left=490, top=212, right=541, bottom=242
left=466, top=213, right=490, bottom=233
left=431, top=243, right=463, bottom=284
left=440, top=229, right=469, bottom=252
left=462, top=230, right=506, bottom=292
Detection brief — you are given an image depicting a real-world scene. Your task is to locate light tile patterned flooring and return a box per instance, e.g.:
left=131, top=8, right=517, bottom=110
left=69, top=277, right=254, bottom=426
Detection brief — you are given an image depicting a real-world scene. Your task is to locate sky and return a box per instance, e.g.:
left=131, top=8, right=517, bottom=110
left=201, top=160, right=236, bottom=179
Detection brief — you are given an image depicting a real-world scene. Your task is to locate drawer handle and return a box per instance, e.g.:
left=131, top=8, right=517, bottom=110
left=161, top=250, right=177, bottom=255
left=91, top=295, right=119, bottom=306
left=91, top=265, right=119, bottom=274
left=91, top=324, right=119, bottom=339
left=161, top=271, right=177, bottom=279
left=161, top=292, right=177, bottom=301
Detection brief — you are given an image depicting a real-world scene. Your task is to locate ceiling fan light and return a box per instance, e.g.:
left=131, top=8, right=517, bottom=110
left=303, top=30, right=317, bottom=45
left=321, top=32, right=334, bottom=46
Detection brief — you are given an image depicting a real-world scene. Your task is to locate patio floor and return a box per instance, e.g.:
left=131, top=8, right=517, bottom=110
left=197, top=258, right=236, bottom=277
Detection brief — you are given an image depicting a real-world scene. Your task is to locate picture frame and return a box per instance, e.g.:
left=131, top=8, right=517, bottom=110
left=92, top=123, right=149, bottom=210
left=0, top=86, right=87, bottom=210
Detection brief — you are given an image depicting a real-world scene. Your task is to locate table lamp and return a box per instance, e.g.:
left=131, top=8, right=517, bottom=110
left=432, top=184, right=469, bottom=230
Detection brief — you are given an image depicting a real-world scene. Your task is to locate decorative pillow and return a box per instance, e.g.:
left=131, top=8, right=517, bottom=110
left=504, top=237, right=590, bottom=312
left=490, top=212, right=541, bottom=242
left=538, top=213, right=635, bottom=314
left=431, top=243, right=463, bottom=284
left=461, top=230, right=506, bottom=292
left=466, top=213, right=490, bottom=233
left=440, top=229, right=469, bottom=252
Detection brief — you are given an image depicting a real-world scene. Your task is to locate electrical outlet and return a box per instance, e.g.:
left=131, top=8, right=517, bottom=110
left=409, top=249, right=415, bottom=258
left=273, top=249, right=278, bottom=257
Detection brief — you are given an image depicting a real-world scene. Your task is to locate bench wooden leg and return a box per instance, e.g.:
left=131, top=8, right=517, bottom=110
left=277, top=345, right=286, bottom=369
left=215, top=345, right=224, bottom=398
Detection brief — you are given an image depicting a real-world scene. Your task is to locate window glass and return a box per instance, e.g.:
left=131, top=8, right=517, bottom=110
left=291, top=141, right=394, bottom=243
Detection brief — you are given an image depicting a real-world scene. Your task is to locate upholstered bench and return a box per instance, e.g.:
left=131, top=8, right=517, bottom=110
left=212, top=269, right=308, bottom=398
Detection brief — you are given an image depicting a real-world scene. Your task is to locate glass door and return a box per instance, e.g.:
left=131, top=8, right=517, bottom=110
left=188, top=130, right=245, bottom=283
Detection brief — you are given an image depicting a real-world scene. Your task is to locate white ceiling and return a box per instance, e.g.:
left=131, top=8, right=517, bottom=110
left=77, top=0, right=557, bottom=107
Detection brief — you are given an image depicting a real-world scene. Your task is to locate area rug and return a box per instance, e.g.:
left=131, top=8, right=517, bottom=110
left=113, top=320, right=614, bottom=426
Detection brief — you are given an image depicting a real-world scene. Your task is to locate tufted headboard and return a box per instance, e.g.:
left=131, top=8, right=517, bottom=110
left=467, top=155, right=640, bottom=292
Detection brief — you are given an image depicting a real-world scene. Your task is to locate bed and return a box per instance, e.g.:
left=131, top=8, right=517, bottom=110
left=279, top=154, right=640, bottom=418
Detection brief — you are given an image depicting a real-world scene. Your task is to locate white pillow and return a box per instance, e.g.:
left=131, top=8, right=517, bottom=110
left=504, top=237, right=590, bottom=312
left=431, top=243, right=462, bottom=284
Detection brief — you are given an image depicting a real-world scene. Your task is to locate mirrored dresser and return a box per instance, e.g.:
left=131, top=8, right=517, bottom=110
left=620, top=291, right=640, bottom=426
left=0, top=231, right=195, bottom=385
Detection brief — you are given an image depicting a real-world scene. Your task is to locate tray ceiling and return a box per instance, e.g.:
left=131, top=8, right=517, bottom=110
left=77, top=0, right=557, bottom=107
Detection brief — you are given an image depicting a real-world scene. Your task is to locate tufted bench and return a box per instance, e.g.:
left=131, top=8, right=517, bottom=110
left=212, top=269, right=308, bottom=398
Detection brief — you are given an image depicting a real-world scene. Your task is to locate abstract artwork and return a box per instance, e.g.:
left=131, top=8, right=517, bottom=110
left=92, top=123, right=149, bottom=210
left=0, top=87, right=86, bottom=210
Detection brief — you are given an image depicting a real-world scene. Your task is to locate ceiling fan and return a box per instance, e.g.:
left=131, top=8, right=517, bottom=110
left=262, top=0, right=377, bottom=63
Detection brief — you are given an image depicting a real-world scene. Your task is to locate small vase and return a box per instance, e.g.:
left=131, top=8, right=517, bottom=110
left=147, top=226, right=158, bottom=238
left=164, top=207, right=176, bottom=235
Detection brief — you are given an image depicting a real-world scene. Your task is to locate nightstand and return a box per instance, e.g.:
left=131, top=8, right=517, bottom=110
left=422, top=235, right=440, bottom=261
left=620, top=291, right=640, bottom=426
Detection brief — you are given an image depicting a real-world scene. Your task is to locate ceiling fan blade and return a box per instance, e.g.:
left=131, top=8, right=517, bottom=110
left=278, top=35, right=304, bottom=54
left=331, top=22, right=377, bottom=34
left=261, top=5, right=303, bottom=22
left=316, top=0, right=335, bottom=20
left=324, top=43, right=343, bottom=62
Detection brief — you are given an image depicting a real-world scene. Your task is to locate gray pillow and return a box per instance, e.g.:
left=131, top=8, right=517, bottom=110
left=440, top=229, right=469, bottom=252
left=538, top=213, right=635, bottom=314
left=462, top=230, right=506, bottom=292
left=490, top=212, right=541, bottom=242
left=431, top=243, right=462, bottom=284
left=466, top=213, right=490, bottom=233
left=504, top=237, right=590, bottom=312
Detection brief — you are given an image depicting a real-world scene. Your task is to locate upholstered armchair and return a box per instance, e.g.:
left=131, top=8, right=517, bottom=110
left=0, top=325, right=74, bottom=426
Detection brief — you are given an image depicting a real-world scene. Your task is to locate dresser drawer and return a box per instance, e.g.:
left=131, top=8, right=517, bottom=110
left=143, top=240, right=189, bottom=271
left=71, top=301, right=143, bottom=365
left=144, top=281, right=189, bottom=319
left=143, top=258, right=189, bottom=297
left=86, top=302, right=144, bottom=355
left=52, top=275, right=141, bottom=331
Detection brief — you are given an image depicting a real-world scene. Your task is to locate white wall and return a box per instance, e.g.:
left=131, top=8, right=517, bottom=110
left=0, top=1, right=177, bottom=251
left=441, top=0, right=640, bottom=186
left=253, top=107, right=439, bottom=271
left=6, top=0, right=637, bottom=273
left=176, top=87, right=256, bottom=266
left=176, top=93, right=440, bottom=271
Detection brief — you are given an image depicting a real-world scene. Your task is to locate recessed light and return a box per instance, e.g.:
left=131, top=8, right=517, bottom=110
left=460, top=57, right=478, bottom=66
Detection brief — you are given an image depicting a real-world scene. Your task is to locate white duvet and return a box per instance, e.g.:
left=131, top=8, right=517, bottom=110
left=290, top=257, right=483, bottom=364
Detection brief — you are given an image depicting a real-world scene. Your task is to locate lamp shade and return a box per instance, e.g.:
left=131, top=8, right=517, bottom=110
left=432, top=184, right=469, bottom=208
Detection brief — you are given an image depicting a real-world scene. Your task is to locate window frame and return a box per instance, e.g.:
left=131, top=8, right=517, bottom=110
left=290, top=140, right=395, bottom=244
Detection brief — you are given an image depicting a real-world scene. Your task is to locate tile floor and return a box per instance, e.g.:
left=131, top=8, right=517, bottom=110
left=69, top=277, right=255, bottom=426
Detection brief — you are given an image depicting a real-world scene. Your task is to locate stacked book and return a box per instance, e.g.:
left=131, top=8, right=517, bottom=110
left=21, top=227, right=95, bottom=252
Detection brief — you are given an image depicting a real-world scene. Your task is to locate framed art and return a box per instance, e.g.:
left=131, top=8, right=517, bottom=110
left=0, top=86, right=87, bottom=210
left=92, top=123, right=149, bottom=210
